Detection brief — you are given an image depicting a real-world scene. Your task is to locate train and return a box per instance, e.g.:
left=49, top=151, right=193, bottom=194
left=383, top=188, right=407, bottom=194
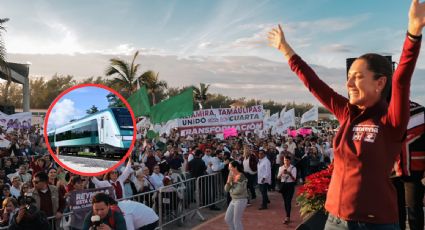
left=47, top=107, right=133, bottom=158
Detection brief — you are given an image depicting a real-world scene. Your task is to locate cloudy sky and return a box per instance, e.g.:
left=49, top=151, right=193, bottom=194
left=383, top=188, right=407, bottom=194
left=2, top=0, right=424, bottom=105
left=48, top=86, right=110, bottom=130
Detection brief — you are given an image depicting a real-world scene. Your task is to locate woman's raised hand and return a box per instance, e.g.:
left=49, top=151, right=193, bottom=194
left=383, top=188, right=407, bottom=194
left=409, top=0, right=425, bottom=36
left=268, top=24, right=285, bottom=49
left=267, top=24, right=295, bottom=60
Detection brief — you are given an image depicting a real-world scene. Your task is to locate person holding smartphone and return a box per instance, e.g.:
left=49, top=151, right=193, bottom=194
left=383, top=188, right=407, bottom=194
left=224, top=161, right=248, bottom=230
left=277, top=155, right=297, bottom=224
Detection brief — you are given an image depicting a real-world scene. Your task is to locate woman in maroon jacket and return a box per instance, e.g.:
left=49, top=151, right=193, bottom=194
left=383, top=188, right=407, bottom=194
left=268, top=0, right=425, bottom=229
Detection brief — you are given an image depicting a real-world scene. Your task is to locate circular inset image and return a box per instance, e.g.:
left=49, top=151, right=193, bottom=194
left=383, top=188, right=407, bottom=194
left=43, top=84, right=136, bottom=176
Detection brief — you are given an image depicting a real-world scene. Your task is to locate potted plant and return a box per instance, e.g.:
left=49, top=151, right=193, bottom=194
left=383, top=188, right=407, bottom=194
left=296, top=164, right=333, bottom=229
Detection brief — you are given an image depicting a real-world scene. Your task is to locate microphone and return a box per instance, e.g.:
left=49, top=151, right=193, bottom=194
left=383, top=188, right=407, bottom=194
left=91, top=215, right=101, bottom=228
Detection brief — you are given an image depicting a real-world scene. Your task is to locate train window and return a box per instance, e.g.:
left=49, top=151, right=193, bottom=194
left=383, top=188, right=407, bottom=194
left=55, top=119, right=99, bottom=142
left=101, top=118, right=104, bottom=129
left=111, top=108, right=132, bottom=129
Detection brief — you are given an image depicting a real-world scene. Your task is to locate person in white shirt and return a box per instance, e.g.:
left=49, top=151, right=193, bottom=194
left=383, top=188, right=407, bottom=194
left=277, top=155, right=297, bottom=224
left=275, top=142, right=284, bottom=166
left=202, top=148, right=214, bottom=174
left=285, top=137, right=297, bottom=155
left=110, top=199, right=159, bottom=230
left=91, top=159, right=133, bottom=199
left=7, top=166, right=31, bottom=184
left=210, top=151, right=225, bottom=173
left=9, top=176, right=21, bottom=199
left=257, top=150, right=271, bottom=210
left=149, top=165, right=164, bottom=190
left=242, top=146, right=257, bottom=200
left=133, top=167, right=154, bottom=193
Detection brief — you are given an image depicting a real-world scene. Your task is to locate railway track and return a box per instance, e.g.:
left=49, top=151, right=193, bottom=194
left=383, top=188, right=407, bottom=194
left=59, top=151, right=124, bottom=161
left=57, top=154, right=119, bottom=173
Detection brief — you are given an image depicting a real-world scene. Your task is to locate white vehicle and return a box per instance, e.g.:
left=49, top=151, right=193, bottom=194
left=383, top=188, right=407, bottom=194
left=48, top=108, right=133, bottom=157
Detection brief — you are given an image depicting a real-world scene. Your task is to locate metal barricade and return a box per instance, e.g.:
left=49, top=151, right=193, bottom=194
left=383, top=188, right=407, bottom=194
left=0, top=172, right=227, bottom=230
left=117, top=188, right=159, bottom=208
left=196, top=172, right=226, bottom=211
left=47, top=211, right=73, bottom=230
left=157, top=177, right=199, bottom=229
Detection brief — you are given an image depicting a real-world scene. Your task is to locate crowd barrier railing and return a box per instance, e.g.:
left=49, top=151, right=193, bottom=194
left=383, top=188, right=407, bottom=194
left=0, top=171, right=226, bottom=230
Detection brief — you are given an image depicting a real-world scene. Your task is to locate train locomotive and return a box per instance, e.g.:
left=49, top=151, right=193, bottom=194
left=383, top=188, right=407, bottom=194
left=47, top=107, right=133, bottom=158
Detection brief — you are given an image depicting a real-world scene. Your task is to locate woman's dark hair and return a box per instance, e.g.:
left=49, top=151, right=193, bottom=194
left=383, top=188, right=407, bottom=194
left=230, top=161, right=244, bottom=173
left=357, top=53, right=393, bottom=102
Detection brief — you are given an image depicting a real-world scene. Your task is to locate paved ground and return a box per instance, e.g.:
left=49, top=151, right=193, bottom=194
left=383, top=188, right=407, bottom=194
left=192, top=190, right=303, bottom=230
left=166, top=186, right=304, bottom=230
left=58, top=155, right=119, bottom=173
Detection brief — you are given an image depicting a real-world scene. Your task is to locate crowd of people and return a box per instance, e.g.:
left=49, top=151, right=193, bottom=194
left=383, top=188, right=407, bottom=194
left=0, top=115, right=341, bottom=230
left=0, top=2, right=424, bottom=229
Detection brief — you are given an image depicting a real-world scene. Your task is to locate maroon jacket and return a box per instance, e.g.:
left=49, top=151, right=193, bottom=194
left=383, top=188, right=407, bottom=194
left=288, top=35, right=421, bottom=224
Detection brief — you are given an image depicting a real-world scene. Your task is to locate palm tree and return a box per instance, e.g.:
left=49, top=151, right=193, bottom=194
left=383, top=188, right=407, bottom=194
left=105, top=50, right=143, bottom=98
left=140, top=70, right=168, bottom=105
left=0, top=18, right=11, bottom=104
left=193, top=83, right=210, bottom=109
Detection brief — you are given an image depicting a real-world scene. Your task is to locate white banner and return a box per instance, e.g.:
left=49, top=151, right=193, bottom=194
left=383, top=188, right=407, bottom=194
left=0, top=112, right=32, bottom=133
left=178, top=105, right=264, bottom=136
left=159, top=119, right=178, bottom=136
left=265, top=113, right=279, bottom=130
left=279, top=106, right=286, bottom=119
left=282, top=108, right=296, bottom=130
left=301, top=106, right=318, bottom=124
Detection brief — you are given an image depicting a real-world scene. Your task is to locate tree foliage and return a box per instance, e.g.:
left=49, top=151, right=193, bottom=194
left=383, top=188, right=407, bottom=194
left=0, top=18, right=11, bottom=104
left=105, top=51, right=143, bottom=98
left=86, top=105, right=99, bottom=114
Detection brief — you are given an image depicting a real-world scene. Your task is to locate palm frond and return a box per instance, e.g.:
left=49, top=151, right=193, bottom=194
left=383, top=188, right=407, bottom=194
left=130, top=50, right=140, bottom=76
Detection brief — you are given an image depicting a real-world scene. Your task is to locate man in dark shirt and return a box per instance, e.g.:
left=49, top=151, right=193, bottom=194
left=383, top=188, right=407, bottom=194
left=82, top=192, right=126, bottom=230
left=31, top=171, right=65, bottom=222
left=266, top=144, right=279, bottom=191
left=188, top=150, right=207, bottom=178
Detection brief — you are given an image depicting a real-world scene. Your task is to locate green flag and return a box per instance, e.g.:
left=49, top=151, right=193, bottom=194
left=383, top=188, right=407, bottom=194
left=150, top=87, right=194, bottom=124
left=127, top=86, right=151, bottom=117
left=146, top=130, right=159, bottom=139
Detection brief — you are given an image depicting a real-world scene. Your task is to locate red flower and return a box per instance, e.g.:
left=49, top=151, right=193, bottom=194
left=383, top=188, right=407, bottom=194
left=296, top=164, right=333, bottom=218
